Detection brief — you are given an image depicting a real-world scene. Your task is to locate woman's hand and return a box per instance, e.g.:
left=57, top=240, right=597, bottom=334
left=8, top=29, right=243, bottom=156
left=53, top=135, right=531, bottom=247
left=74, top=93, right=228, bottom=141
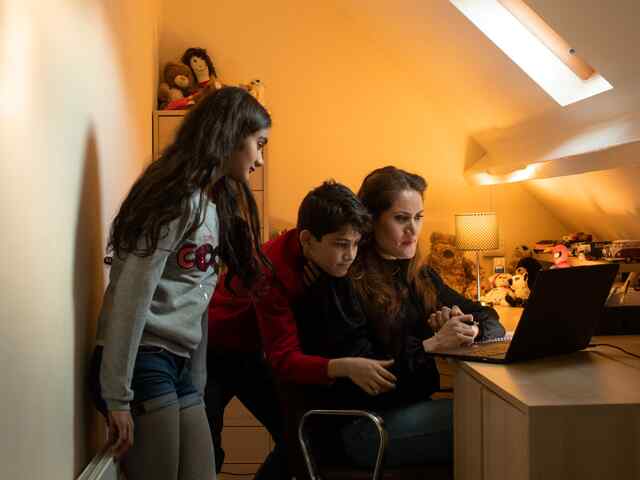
left=328, top=358, right=397, bottom=396
left=423, top=314, right=477, bottom=352
left=428, top=306, right=479, bottom=341
left=107, top=410, right=134, bottom=459
left=428, top=306, right=453, bottom=333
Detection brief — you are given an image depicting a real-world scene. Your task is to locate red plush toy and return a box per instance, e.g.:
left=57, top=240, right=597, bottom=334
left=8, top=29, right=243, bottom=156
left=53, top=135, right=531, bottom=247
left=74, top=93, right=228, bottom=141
left=551, top=244, right=571, bottom=269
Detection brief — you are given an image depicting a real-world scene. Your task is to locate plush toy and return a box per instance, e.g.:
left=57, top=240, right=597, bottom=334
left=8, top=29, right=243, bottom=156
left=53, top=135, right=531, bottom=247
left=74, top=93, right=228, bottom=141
left=181, top=47, right=222, bottom=91
left=551, top=244, right=571, bottom=269
left=242, top=78, right=266, bottom=107
left=507, top=244, right=532, bottom=274
left=515, top=256, right=543, bottom=290
left=158, top=62, right=196, bottom=110
left=481, top=273, right=514, bottom=306
left=426, top=232, right=489, bottom=300
left=506, top=271, right=530, bottom=307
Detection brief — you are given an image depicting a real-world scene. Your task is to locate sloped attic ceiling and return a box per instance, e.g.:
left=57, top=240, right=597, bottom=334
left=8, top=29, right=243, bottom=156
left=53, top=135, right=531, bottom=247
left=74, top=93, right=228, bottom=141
left=342, top=0, right=638, bottom=240
left=460, top=0, right=640, bottom=240
left=466, top=0, right=640, bottom=184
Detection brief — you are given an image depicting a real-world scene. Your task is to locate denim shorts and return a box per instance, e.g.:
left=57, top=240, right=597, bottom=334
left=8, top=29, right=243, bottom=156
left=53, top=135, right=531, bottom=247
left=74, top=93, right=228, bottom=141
left=88, top=346, right=201, bottom=416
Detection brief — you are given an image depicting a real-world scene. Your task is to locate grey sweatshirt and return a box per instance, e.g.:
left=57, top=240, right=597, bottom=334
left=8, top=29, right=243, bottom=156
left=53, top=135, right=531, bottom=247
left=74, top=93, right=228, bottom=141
left=96, top=191, right=219, bottom=410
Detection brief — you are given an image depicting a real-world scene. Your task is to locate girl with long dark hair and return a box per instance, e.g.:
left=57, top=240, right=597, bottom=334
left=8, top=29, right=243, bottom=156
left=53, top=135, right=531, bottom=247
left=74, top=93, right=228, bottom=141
left=88, top=87, right=271, bottom=480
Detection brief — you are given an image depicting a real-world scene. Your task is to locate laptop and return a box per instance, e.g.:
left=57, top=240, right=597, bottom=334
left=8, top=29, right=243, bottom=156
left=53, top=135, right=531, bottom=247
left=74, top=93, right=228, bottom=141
left=431, top=263, right=619, bottom=364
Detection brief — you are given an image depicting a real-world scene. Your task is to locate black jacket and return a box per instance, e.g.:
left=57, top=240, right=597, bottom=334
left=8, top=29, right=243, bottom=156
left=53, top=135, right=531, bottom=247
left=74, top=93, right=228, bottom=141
left=293, top=261, right=505, bottom=411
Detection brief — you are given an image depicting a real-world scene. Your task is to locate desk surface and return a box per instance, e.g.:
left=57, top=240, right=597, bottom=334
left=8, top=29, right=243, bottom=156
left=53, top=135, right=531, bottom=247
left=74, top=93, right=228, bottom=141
left=492, top=305, right=523, bottom=331
left=461, top=336, right=640, bottom=411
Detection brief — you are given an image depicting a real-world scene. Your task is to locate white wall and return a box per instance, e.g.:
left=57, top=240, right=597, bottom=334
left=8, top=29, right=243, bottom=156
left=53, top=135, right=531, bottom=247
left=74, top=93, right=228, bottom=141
left=0, top=0, right=158, bottom=477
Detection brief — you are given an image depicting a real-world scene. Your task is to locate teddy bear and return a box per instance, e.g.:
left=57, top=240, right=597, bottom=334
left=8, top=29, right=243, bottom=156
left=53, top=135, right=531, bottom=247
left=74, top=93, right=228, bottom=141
left=426, top=231, right=489, bottom=300
left=158, top=62, right=196, bottom=109
left=481, top=273, right=515, bottom=306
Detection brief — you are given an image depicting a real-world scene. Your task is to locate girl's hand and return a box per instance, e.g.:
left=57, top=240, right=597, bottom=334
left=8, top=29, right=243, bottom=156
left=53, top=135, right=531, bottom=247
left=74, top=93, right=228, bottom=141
left=107, top=410, right=134, bottom=459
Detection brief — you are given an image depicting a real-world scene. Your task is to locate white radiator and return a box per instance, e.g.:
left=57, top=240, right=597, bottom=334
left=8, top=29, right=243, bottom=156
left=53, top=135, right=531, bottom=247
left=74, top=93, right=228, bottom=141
left=77, top=444, right=121, bottom=480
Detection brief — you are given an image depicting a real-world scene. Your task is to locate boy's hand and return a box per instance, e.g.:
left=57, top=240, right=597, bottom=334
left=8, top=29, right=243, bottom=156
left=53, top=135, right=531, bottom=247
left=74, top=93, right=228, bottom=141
left=347, top=358, right=397, bottom=395
left=329, top=358, right=397, bottom=396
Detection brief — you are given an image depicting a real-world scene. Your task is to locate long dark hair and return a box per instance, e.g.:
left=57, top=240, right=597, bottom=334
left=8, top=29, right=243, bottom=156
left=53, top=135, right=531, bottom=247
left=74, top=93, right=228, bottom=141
left=350, top=166, right=437, bottom=352
left=109, top=86, right=271, bottom=289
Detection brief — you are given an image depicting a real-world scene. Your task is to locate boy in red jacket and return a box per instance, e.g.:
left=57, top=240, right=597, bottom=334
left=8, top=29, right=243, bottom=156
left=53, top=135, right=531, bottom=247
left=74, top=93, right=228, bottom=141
left=205, top=181, right=397, bottom=479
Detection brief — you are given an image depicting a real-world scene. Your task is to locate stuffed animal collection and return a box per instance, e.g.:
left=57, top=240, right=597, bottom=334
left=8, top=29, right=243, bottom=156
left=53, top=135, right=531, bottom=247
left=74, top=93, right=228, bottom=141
left=481, top=271, right=530, bottom=307
left=157, top=47, right=222, bottom=110
left=426, top=232, right=489, bottom=300
left=158, top=47, right=267, bottom=110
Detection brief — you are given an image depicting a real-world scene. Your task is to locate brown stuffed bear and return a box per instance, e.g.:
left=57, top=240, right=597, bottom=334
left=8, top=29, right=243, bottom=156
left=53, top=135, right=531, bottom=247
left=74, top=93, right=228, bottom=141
left=158, top=62, right=196, bottom=109
left=426, top=231, right=489, bottom=300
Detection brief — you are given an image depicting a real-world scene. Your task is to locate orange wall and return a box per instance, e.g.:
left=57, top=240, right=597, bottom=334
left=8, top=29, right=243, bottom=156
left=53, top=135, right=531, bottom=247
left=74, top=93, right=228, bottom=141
left=0, top=0, right=158, bottom=477
left=159, top=0, right=568, bottom=266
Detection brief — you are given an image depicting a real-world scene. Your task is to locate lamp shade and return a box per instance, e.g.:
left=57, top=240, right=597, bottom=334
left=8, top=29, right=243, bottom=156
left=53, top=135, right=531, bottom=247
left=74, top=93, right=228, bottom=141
left=455, top=212, right=499, bottom=251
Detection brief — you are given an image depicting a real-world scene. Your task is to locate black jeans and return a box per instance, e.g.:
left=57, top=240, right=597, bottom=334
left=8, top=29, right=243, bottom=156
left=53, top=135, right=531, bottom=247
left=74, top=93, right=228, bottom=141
left=205, top=349, right=290, bottom=480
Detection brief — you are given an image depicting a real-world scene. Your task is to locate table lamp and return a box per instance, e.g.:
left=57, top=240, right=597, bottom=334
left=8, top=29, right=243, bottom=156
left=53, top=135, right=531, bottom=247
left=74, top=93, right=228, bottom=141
left=455, top=212, right=499, bottom=302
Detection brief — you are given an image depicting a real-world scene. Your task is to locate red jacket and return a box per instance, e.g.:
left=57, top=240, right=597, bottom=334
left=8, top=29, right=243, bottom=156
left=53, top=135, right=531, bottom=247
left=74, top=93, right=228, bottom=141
left=208, top=229, right=331, bottom=384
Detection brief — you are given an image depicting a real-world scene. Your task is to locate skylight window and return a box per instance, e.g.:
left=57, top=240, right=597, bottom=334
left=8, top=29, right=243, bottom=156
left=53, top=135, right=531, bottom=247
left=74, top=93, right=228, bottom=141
left=450, top=0, right=612, bottom=106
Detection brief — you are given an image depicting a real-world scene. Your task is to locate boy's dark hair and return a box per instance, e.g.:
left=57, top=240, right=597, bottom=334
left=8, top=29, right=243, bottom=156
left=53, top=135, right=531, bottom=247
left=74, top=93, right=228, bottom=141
left=296, top=181, right=371, bottom=240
